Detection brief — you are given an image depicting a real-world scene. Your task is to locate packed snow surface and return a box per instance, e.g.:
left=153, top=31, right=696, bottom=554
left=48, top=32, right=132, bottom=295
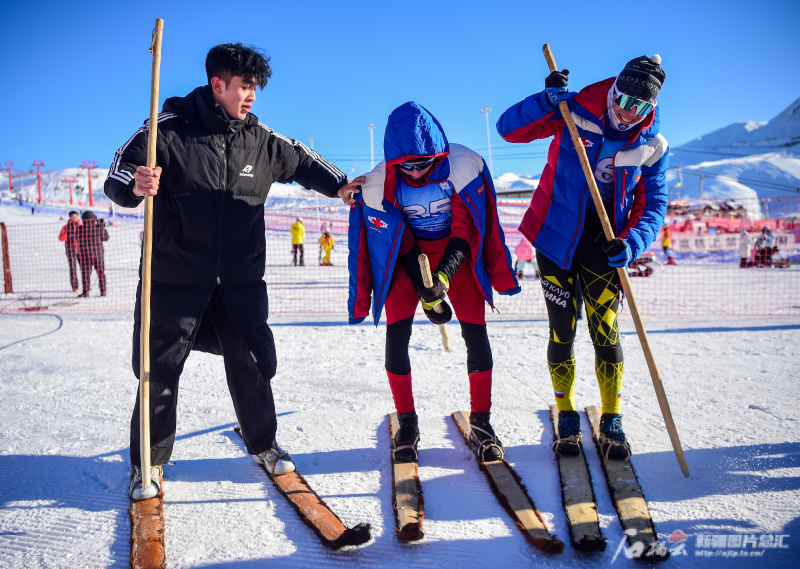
left=0, top=310, right=798, bottom=568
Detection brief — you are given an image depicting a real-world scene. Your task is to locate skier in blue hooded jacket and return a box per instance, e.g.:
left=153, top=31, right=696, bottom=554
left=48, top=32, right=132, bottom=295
left=346, top=102, right=519, bottom=463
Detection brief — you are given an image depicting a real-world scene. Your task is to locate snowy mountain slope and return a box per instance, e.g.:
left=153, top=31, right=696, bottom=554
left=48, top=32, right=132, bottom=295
left=668, top=96, right=800, bottom=200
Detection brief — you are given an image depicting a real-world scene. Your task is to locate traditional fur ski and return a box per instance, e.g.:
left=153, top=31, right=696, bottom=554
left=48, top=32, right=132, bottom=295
left=129, top=468, right=166, bottom=569
left=549, top=405, right=606, bottom=552
left=388, top=413, right=424, bottom=541
left=584, top=406, right=669, bottom=561
left=233, top=425, right=371, bottom=550
left=451, top=411, right=564, bottom=554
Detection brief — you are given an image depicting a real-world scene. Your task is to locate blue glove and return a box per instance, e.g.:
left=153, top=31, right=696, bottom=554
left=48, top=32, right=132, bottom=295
left=544, top=69, right=570, bottom=108
left=602, top=238, right=631, bottom=268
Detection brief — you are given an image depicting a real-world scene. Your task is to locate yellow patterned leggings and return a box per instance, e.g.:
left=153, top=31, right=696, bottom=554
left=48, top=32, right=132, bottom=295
left=536, top=214, right=624, bottom=414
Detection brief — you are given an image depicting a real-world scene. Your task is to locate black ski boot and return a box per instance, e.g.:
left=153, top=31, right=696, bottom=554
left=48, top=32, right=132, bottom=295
left=599, top=413, right=632, bottom=460
left=469, top=412, right=504, bottom=462
left=553, top=410, right=582, bottom=456
left=393, top=411, right=420, bottom=463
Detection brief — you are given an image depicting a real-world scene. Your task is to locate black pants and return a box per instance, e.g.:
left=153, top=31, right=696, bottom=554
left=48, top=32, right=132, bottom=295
left=129, top=286, right=278, bottom=467
left=536, top=209, right=623, bottom=365
left=292, top=244, right=304, bottom=266
left=66, top=249, right=78, bottom=290
left=78, top=253, right=106, bottom=295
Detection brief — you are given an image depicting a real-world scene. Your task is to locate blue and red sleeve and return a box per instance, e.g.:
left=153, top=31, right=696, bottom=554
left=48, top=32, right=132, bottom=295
left=496, top=91, right=571, bottom=143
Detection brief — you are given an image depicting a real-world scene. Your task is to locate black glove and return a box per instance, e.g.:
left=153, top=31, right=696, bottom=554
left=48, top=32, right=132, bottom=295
left=423, top=298, right=452, bottom=325
left=434, top=237, right=468, bottom=282
left=544, top=69, right=570, bottom=108
left=545, top=69, right=569, bottom=88
left=398, top=244, right=426, bottom=290
left=415, top=272, right=448, bottom=303
left=601, top=238, right=632, bottom=268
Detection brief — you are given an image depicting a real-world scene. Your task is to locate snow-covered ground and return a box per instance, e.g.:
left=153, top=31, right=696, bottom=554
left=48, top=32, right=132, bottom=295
left=0, top=310, right=798, bottom=568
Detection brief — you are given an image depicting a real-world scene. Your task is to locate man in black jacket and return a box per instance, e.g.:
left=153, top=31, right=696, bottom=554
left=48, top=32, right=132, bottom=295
left=105, top=43, right=363, bottom=500
left=76, top=211, right=109, bottom=297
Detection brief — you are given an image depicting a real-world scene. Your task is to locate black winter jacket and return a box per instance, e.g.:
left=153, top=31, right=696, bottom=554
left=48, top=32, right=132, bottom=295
left=76, top=219, right=109, bottom=258
left=105, top=86, right=347, bottom=370
left=104, top=85, right=347, bottom=285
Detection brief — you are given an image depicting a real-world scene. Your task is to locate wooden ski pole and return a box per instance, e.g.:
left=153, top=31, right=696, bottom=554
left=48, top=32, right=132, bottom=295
left=418, top=254, right=451, bottom=352
left=542, top=44, right=689, bottom=477
left=139, top=18, right=164, bottom=494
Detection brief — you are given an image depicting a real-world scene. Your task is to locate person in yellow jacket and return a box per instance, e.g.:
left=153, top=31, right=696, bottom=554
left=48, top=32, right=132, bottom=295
left=661, top=225, right=675, bottom=265
left=318, top=227, right=335, bottom=266
left=290, top=217, right=305, bottom=266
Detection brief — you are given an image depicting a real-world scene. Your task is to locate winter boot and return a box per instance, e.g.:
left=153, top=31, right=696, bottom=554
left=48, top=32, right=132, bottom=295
left=552, top=410, right=582, bottom=456
left=252, top=440, right=296, bottom=475
left=469, top=412, right=504, bottom=462
left=129, top=465, right=162, bottom=501
left=392, top=411, right=420, bottom=463
left=598, top=413, right=632, bottom=460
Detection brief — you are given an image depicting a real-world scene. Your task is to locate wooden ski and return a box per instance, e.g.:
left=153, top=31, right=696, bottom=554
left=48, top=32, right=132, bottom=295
left=451, top=411, right=564, bottom=554
left=549, top=405, right=606, bottom=552
left=233, top=425, right=371, bottom=550
left=584, top=406, right=669, bottom=561
left=388, top=413, right=424, bottom=541
left=129, top=469, right=166, bottom=569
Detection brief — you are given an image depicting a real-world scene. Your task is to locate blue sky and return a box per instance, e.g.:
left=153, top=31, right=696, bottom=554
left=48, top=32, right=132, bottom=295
left=1, top=0, right=798, bottom=179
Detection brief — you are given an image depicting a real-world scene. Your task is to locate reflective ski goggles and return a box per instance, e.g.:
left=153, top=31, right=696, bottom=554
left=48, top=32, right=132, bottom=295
left=398, top=157, right=436, bottom=171
left=614, top=88, right=654, bottom=116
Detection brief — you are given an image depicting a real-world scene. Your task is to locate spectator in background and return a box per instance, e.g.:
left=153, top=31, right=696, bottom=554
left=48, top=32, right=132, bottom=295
left=58, top=211, right=81, bottom=292
left=77, top=211, right=109, bottom=297
left=514, top=239, right=534, bottom=279
left=756, top=227, right=774, bottom=267
left=661, top=225, right=675, bottom=265
left=291, top=217, right=305, bottom=266
left=318, top=227, right=335, bottom=266
left=739, top=229, right=755, bottom=268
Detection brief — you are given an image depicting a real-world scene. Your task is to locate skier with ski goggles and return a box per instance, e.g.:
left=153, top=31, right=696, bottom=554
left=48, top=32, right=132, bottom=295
left=497, top=55, right=669, bottom=460
left=347, top=102, right=520, bottom=464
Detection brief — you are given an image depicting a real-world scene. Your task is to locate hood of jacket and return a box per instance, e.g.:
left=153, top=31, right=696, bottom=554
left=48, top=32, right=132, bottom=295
left=163, top=85, right=257, bottom=135
left=383, top=102, right=451, bottom=182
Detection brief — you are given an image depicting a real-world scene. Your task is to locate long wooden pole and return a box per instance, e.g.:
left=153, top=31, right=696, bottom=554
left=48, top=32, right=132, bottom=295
left=542, top=44, right=689, bottom=477
left=139, top=18, right=164, bottom=493
left=418, top=254, right=451, bottom=352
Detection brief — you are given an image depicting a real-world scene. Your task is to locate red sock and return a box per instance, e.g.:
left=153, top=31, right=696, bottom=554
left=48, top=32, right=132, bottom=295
left=469, top=369, right=492, bottom=413
left=387, top=371, right=415, bottom=414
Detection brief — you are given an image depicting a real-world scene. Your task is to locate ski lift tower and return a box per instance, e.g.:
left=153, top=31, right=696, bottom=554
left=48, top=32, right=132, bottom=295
left=480, top=107, right=493, bottom=175
left=367, top=123, right=376, bottom=169
left=32, top=160, right=45, bottom=203
left=63, top=176, right=77, bottom=206
left=4, top=161, right=13, bottom=191
left=81, top=160, right=97, bottom=207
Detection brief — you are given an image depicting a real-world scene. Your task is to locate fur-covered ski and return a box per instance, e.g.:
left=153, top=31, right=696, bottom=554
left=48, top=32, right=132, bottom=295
left=584, top=406, right=669, bottom=561
left=549, top=405, right=606, bottom=552
left=129, top=468, right=166, bottom=569
left=388, top=413, right=424, bottom=541
left=234, top=425, right=371, bottom=550
left=451, top=411, right=564, bottom=554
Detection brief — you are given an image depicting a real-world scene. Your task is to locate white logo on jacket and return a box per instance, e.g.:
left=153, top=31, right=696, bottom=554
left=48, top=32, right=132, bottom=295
left=240, top=165, right=254, bottom=177
left=367, top=216, right=389, bottom=232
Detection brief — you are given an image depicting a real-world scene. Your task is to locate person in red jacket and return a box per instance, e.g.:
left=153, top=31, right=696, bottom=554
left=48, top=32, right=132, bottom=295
left=58, top=211, right=81, bottom=292
left=76, top=211, right=109, bottom=297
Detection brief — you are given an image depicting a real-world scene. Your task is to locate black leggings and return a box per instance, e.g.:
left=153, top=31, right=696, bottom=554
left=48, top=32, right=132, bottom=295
left=536, top=209, right=623, bottom=365
left=385, top=316, right=492, bottom=375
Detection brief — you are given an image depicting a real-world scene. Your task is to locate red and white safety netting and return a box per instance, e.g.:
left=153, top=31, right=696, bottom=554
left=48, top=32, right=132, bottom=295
left=1, top=195, right=799, bottom=316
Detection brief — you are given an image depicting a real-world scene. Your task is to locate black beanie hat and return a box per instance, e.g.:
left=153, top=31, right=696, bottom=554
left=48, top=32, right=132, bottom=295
left=82, top=211, right=97, bottom=220
left=616, top=54, right=666, bottom=105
